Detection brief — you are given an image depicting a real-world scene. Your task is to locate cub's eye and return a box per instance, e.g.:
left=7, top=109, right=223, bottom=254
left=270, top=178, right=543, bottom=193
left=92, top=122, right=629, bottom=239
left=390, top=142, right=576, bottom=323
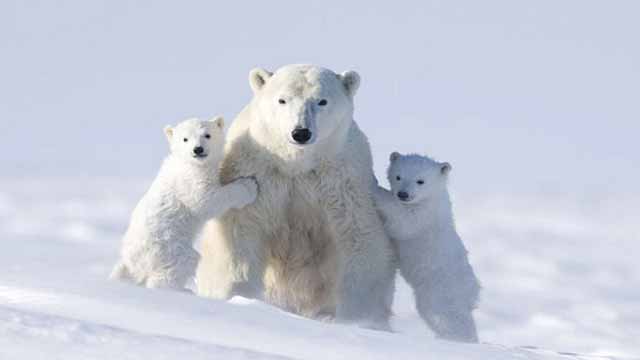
left=396, top=176, right=401, bottom=181
left=318, top=99, right=328, bottom=106
left=417, top=180, right=424, bottom=185
left=204, top=134, right=211, bottom=139
left=278, top=99, right=286, bottom=105
left=183, top=138, right=188, bottom=142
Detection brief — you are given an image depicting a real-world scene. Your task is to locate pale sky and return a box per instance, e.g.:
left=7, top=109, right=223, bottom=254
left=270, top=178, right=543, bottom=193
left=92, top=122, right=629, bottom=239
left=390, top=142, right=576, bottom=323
left=1, top=1, right=639, bottom=194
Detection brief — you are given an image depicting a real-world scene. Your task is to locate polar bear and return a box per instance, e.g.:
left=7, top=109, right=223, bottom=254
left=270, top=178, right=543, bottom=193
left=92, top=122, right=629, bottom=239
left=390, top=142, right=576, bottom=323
left=111, top=117, right=258, bottom=290
left=196, top=65, right=396, bottom=329
left=374, top=152, right=480, bottom=342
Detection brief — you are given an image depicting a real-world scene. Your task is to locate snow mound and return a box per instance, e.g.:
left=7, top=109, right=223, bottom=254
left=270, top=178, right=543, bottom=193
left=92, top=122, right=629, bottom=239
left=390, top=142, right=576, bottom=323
left=0, top=279, right=577, bottom=360
left=0, top=178, right=638, bottom=359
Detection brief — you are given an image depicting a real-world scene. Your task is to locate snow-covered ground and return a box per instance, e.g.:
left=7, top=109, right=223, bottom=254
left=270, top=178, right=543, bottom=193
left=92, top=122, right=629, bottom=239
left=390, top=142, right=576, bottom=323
left=1, top=177, right=638, bottom=359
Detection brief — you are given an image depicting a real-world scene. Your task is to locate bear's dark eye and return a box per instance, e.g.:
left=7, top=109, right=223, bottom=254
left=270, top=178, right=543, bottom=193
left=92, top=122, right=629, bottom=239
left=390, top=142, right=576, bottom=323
left=318, top=99, right=328, bottom=106
left=183, top=138, right=188, bottom=142
left=278, top=98, right=286, bottom=105
left=417, top=180, right=424, bottom=185
left=205, top=134, right=211, bottom=139
left=396, top=176, right=401, bottom=181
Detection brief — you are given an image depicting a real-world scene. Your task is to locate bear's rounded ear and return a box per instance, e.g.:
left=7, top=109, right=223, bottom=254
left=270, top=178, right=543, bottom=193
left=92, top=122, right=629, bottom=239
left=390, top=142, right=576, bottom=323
left=209, top=115, right=224, bottom=130
left=249, top=68, right=273, bottom=93
left=339, top=70, right=360, bottom=97
left=164, top=125, right=174, bottom=142
left=440, top=162, right=452, bottom=175
left=389, top=152, right=401, bottom=162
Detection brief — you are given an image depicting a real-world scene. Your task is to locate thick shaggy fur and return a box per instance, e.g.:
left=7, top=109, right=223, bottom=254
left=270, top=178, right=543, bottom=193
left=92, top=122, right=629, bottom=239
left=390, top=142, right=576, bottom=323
left=111, top=118, right=257, bottom=290
left=374, top=152, right=480, bottom=342
left=196, top=65, right=395, bottom=330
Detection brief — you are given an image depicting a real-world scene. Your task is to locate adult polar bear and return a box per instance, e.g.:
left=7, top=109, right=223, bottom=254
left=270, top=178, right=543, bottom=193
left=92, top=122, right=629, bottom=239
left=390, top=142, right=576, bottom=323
left=196, top=64, right=395, bottom=329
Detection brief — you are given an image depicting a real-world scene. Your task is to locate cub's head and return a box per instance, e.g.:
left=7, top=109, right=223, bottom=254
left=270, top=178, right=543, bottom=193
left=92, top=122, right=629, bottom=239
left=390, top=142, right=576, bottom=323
left=248, top=64, right=360, bottom=149
left=164, top=117, right=225, bottom=165
left=386, top=152, right=452, bottom=204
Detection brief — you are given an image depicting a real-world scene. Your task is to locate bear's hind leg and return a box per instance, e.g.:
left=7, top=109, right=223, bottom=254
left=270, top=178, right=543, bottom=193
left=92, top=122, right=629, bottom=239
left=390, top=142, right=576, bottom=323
left=413, top=280, right=479, bottom=342
left=196, top=218, right=266, bottom=300
left=418, top=303, right=478, bottom=342
left=318, top=172, right=395, bottom=330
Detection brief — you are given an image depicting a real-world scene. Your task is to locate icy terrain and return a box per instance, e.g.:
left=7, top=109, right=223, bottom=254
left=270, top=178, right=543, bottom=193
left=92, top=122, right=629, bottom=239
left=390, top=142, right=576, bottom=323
left=1, top=178, right=637, bottom=359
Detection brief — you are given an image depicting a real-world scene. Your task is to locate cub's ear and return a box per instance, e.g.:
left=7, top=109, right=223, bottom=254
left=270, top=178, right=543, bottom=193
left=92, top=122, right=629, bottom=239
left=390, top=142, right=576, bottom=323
left=389, top=151, right=401, bottom=162
left=249, top=68, right=273, bottom=93
left=209, top=116, right=224, bottom=130
left=163, top=125, right=174, bottom=142
left=339, top=70, right=360, bottom=97
left=440, top=162, right=452, bottom=175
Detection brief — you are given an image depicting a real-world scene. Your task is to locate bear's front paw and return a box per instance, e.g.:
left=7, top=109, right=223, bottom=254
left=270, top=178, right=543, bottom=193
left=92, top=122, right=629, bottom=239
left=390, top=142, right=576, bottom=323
left=146, top=276, right=188, bottom=291
left=145, top=276, right=171, bottom=289
left=235, top=177, right=258, bottom=207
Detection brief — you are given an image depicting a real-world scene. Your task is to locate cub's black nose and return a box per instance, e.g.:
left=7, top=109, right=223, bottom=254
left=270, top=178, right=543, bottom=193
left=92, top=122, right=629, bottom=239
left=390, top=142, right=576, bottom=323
left=291, top=128, right=312, bottom=144
left=193, top=146, right=204, bottom=155
left=397, top=191, right=409, bottom=200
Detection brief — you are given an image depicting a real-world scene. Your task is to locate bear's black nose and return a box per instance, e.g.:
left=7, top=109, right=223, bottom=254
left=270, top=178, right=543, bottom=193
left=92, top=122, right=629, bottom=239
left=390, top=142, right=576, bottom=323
left=291, top=128, right=312, bottom=144
left=193, top=146, right=204, bottom=155
left=397, top=191, right=409, bottom=200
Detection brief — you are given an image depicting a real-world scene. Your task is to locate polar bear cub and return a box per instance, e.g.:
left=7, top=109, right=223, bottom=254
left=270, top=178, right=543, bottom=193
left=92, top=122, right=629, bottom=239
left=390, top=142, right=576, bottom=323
left=374, top=152, right=480, bottom=342
left=110, top=117, right=258, bottom=290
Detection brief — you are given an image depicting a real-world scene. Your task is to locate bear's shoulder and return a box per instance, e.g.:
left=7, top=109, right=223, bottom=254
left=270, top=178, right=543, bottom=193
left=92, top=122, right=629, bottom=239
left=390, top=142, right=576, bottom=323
left=338, top=121, right=374, bottom=177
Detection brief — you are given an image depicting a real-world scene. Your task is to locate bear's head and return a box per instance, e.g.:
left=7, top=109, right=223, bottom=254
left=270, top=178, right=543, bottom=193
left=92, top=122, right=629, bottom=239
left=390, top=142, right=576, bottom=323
left=164, top=117, right=225, bottom=166
left=387, top=152, right=452, bottom=204
left=247, top=64, right=360, bottom=159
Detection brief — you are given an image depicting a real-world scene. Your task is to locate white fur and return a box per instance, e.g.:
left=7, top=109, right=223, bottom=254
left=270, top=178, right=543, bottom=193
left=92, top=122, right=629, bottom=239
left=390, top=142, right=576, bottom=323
left=111, top=117, right=258, bottom=290
left=374, top=152, right=480, bottom=342
left=196, top=65, right=395, bottom=330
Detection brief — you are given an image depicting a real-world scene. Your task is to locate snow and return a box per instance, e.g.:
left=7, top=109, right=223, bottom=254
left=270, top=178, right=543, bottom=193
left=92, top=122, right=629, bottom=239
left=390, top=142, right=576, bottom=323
left=0, top=307, right=291, bottom=360
left=1, top=178, right=638, bottom=359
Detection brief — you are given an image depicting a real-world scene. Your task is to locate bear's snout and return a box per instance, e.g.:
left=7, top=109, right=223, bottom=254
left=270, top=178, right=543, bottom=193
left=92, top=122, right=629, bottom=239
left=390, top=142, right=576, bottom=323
left=397, top=191, right=409, bottom=201
left=291, top=128, right=312, bottom=144
left=193, top=146, right=205, bottom=157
